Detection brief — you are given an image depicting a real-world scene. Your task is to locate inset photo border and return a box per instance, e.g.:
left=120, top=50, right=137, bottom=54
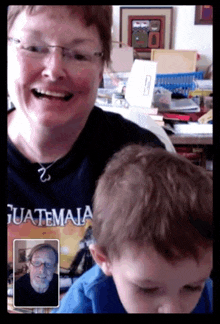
left=13, top=239, right=60, bottom=309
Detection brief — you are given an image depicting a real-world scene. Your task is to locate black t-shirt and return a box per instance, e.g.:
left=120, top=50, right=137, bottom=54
left=8, top=106, right=165, bottom=215
left=8, top=106, right=165, bottom=273
left=14, top=273, right=59, bottom=307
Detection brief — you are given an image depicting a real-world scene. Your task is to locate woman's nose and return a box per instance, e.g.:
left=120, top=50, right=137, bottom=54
left=42, top=49, right=67, bottom=81
left=158, top=300, right=183, bottom=313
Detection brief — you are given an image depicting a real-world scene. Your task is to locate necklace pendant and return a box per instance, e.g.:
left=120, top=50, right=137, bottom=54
left=38, top=167, right=52, bottom=183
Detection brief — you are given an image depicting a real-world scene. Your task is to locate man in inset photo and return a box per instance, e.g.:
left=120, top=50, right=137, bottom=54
left=14, top=243, right=59, bottom=307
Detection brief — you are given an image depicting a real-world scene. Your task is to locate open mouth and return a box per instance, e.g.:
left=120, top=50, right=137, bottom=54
left=37, top=275, right=47, bottom=280
left=32, top=89, right=73, bottom=102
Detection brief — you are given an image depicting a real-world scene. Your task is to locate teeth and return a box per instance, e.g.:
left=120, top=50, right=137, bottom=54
left=33, top=88, right=73, bottom=101
left=35, top=89, right=68, bottom=98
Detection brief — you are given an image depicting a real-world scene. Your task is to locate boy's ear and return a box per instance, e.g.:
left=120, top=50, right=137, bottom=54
left=89, top=244, right=112, bottom=276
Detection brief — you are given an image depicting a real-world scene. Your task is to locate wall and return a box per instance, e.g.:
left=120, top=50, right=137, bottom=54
left=112, top=5, right=212, bottom=71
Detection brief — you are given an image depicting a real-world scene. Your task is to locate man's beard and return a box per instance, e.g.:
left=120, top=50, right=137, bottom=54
left=32, top=277, right=50, bottom=293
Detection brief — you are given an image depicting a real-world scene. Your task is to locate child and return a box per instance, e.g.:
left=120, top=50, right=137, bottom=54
left=53, top=145, right=213, bottom=313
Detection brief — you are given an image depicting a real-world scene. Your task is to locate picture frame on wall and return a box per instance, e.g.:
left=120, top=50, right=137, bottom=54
left=120, top=7, right=173, bottom=58
left=18, top=248, right=31, bottom=263
left=195, top=5, right=213, bottom=25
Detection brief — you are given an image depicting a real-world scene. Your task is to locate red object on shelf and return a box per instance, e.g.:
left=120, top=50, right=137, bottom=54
left=175, top=146, right=202, bottom=163
left=177, top=152, right=201, bottom=160
left=176, top=147, right=192, bottom=153
left=163, top=113, right=190, bottom=121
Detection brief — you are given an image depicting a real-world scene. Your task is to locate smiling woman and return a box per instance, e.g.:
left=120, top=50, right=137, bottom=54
left=7, top=5, right=107, bottom=163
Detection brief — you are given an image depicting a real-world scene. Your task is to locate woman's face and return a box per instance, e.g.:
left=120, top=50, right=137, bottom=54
left=7, top=7, right=104, bottom=128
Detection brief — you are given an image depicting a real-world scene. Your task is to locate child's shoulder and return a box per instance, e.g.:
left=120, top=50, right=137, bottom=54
left=74, top=264, right=126, bottom=313
left=52, top=265, right=117, bottom=313
left=80, top=264, right=108, bottom=291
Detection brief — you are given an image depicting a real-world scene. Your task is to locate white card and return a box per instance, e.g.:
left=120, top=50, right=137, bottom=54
left=125, top=60, right=157, bottom=108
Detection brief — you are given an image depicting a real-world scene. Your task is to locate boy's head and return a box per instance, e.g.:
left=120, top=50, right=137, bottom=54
left=90, top=144, right=213, bottom=313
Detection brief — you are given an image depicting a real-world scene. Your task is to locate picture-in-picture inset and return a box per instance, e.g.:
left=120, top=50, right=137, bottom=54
left=13, top=239, right=59, bottom=308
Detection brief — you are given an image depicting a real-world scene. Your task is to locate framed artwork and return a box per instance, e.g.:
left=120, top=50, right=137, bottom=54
left=195, top=5, right=213, bottom=25
left=120, top=7, right=173, bottom=56
left=18, top=248, right=31, bottom=263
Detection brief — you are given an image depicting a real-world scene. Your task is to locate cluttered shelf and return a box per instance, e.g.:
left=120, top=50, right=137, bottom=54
left=169, top=134, right=213, bottom=172
left=97, top=56, right=213, bottom=173
left=168, top=133, right=213, bottom=173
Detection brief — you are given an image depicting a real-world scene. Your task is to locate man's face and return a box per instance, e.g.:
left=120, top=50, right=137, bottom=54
left=29, top=248, right=56, bottom=293
left=7, top=6, right=103, bottom=128
left=106, top=245, right=212, bottom=313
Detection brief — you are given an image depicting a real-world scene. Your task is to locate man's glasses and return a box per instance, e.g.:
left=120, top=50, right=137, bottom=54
left=30, top=260, right=55, bottom=269
left=8, top=37, right=104, bottom=65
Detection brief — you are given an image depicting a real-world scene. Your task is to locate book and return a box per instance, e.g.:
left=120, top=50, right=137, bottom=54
left=147, top=113, right=163, bottom=121
left=155, top=120, right=165, bottom=127
left=198, top=109, right=212, bottom=124
left=158, top=98, right=200, bottom=113
left=175, top=146, right=203, bottom=166
left=163, top=113, right=190, bottom=122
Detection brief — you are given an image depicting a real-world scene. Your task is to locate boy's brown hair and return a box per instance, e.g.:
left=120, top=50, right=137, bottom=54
left=7, top=5, right=112, bottom=66
left=92, top=145, right=213, bottom=262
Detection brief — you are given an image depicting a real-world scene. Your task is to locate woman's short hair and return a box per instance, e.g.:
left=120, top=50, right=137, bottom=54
left=7, top=5, right=112, bottom=66
left=92, top=144, right=213, bottom=263
left=27, top=243, right=58, bottom=265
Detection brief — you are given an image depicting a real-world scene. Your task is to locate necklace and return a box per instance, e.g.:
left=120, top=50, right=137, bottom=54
left=8, top=124, right=65, bottom=183
left=37, top=158, right=60, bottom=183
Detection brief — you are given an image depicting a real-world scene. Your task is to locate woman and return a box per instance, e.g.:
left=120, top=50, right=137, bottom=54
left=7, top=6, right=164, bottom=276
left=7, top=5, right=109, bottom=164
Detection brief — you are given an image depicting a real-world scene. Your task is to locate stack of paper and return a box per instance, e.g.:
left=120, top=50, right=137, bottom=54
left=158, top=98, right=200, bottom=113
left=173, top=122, right=212, bottom=134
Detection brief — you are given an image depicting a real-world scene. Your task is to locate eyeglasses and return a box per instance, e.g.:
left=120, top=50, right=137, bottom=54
left=30, top=260, right=55, bottom=269
left=8, top=37, right=104, bottom=65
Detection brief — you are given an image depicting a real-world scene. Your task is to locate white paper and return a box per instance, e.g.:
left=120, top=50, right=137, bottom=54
left=174, top=122, right=213, bottom=134
left=125, top=60, right=157, bottom=108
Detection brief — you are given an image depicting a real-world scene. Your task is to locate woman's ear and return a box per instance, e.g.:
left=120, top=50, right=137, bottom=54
left=89, top=244, right=112, bottom=276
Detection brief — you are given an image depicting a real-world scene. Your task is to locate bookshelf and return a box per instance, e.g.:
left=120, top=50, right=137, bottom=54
left=169, top=134, right=213, bottom=173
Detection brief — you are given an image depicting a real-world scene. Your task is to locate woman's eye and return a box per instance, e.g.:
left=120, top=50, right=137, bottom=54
left=74, top=53, right=89, bottom=61
left=139, top=287, right=159, bottom=294
left=184, top=285, right=203, bottom=293
left=25, top=46, right=47, bottom=53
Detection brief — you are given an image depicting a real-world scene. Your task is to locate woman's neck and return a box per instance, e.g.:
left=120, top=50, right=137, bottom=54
left=8, top=109, right=86, bottom=163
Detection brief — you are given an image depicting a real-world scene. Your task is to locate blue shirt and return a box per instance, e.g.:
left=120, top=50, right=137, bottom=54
left=52, top=265, right=213, bottom=313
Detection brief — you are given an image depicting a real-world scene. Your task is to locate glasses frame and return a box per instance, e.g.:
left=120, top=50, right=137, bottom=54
left=8, top=37, right=104, bottom=62
left=30, top=260, right=56, bottom=269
